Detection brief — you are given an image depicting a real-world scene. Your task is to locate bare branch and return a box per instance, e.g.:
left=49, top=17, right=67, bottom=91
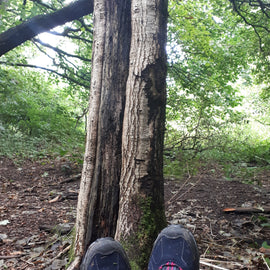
left=48, top=30, right=93, bottom=43
left=33, top=38, right=91, bottom=62
left=0, top=61, right=90, bottom=88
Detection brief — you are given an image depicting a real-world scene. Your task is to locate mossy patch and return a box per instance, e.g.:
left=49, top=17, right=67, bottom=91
left=121, top=197, right=166, bottom=269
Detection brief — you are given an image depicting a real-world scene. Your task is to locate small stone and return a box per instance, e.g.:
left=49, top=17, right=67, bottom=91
left=0, top=234, right=8, bottom=240
left=22, top=210, right=37, bottom=215
left=0, top=219, right=10, bottom=225
left=50, top=259, right=67, bottom=269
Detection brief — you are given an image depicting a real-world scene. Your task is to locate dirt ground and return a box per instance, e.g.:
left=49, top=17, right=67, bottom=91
left=0, top=157, right=269, bottom=269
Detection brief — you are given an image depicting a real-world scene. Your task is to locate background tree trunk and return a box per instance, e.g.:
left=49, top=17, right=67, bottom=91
left=69, top=0, right=131, bottom=268
left=115, top=0, right=168, bottom=268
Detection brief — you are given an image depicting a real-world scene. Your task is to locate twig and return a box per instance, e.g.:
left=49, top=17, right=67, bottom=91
left=200, top=260, right=229, bottom=270
left=262, top=255, right=270, bottom=270
left=202, top=245, right=210, bottom=257
left=19, top=257, right=35, bottom=266
left=176, top=177, right=201, bottom=201
left=167, top=172, right=192, bottom=205
left=201, top=258, right=244, bottom=267
left=33, top=38, right=91, bottom=62
left=54, top=244, right=71, bottom=260
left=209, top=222, right=215, bottom=237
left=67, top=256, right=81, bottom=270
left=223, top=206, right=270, bottom=214
left=0, top=254, right=26, bottom=259
left=43, top=244, right=71, bottom=267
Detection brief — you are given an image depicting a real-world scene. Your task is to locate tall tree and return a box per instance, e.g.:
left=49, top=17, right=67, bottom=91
left=115, top=0, right=167, bottom=267
left=71, top=0, right=167, bottom=268
left=70, top=0, right=131, bottom=268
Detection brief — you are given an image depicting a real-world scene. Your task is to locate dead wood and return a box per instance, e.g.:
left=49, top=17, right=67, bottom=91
left=0, top=254, right=26, bottom=259
left=223, top=206, right=270, bottom=214
left=60, top=174, right=81, bottom=184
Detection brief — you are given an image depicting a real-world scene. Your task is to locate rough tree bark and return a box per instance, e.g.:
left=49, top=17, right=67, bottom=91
left=115, top=0, right=168, bottom=268
left=68, top=1, right=131, bottom=269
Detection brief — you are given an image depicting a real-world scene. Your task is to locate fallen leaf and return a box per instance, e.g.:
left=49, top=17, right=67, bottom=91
left=49, top=195, right=61, bottom=203
left=259, top=247, right=270, bottom=255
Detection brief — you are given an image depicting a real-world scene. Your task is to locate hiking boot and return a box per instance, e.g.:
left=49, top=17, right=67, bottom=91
left=148, top=225, right=199, bottom=270
left=80, top=237, right=131, bottom=270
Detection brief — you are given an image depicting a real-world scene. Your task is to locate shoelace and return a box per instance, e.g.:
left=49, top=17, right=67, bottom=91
left=159, top=261, right=183, bottom=270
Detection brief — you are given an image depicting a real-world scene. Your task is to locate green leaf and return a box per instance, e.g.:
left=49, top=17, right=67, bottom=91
left=262, top=241, right=270, bottom=249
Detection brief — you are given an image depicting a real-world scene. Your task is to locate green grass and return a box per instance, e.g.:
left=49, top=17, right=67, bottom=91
left=0, top=128, right=85, bottom=162
left=164, top=120, right=270, bottom=184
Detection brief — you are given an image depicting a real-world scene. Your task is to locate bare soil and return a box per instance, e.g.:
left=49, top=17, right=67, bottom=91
left=0, top=157, right=269, bottom=269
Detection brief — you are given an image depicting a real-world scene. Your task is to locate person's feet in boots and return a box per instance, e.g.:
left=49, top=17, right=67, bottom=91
left=148, top=225, right=200, bottom=270
left=80, top=237, right=131, bottom=270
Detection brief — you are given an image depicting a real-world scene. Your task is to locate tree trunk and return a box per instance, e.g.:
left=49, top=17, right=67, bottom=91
left=115, top=0, right=168, bottom=268
left=69, top=1, right=131, bottom=268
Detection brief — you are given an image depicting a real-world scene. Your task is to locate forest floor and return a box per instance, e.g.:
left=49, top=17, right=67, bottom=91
left=0, top=157, right=270, bottom=269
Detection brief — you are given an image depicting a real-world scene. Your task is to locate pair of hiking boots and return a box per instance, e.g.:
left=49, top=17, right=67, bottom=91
left=80, top=224, right=200, bottom=270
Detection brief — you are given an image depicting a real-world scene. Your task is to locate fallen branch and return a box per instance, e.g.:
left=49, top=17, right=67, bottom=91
left=60, top=174, right=81, bottom=184
left=262, top=255, right=270, bottom=270
left=0, top=254, right=26, bottom=259
left=223, top=206, right=270, bottom=214
left=49, top=191, right=78, bottom=203
left=43, top=244, right=71, bottom=267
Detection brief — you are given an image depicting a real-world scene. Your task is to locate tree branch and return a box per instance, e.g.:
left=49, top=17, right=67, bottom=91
left=0, top=61, right=90, bottom=88
left=230, top=0, right=270, bottom=32
left=48, top=30, right=92, bottom=43
left=0, top=0, right=93, bottom=56
left=33, top=38, right=91, bottom=62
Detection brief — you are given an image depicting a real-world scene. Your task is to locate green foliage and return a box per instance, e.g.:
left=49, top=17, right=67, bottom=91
left=166, top=0, right=246, bottom=163
left=0, top=1, right=91, bottom=161
left=257, top=216, right=270, bottom=229
left=0, top=66, right=85, bottom=158
left=229, top=0, right=270, bottom=86
left=163, top=0, right=270, bottom=181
